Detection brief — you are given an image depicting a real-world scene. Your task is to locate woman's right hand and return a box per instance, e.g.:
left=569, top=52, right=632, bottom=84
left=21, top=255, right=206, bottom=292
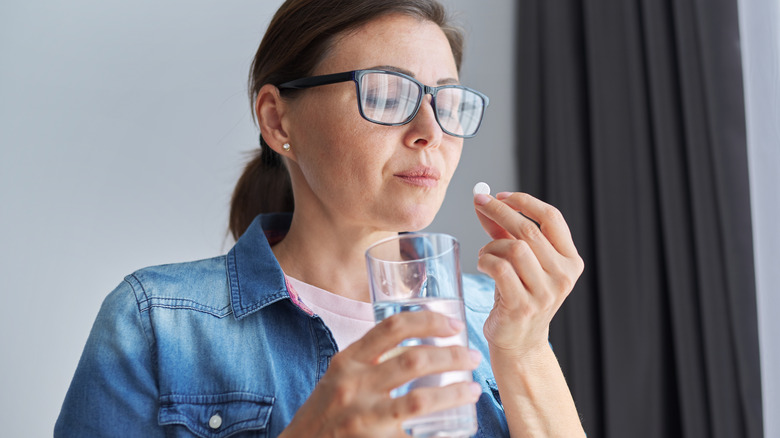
left=279, top=310, right=482, bottom=437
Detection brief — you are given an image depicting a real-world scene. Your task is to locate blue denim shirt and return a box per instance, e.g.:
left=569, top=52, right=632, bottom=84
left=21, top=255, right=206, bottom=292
left=55, top=213, right=508, bottom=437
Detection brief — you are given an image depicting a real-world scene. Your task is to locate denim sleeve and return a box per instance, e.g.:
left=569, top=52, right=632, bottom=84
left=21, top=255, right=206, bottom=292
left=55, top=277, right=163, bottom=437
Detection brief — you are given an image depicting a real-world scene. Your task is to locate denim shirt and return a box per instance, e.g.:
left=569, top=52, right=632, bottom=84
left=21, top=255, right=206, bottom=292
left=55, top=214, right=508, bottom=437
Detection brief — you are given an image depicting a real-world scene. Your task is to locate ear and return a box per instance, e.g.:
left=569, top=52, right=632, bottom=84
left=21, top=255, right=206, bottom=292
left=255, top=84, right=297, bottom=160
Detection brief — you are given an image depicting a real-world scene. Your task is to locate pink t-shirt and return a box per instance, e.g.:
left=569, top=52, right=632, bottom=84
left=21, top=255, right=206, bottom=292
left=285, top=275, right=375, bottom=350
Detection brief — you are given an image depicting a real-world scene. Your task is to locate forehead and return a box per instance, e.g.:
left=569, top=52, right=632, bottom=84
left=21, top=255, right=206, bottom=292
left=316, top=14, right=459, bottom=83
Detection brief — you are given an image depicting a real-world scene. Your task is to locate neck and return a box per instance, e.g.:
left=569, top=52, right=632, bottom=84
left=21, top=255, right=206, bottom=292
left=272, top=208, right=396, bottom=303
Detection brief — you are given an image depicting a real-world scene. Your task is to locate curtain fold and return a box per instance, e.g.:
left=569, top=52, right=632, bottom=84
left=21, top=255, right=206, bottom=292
left=515, top=0, right=763, bottom=437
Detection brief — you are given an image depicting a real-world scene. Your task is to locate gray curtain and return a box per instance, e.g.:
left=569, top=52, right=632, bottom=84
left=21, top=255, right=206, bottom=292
left=515, top=0, right=764, bottom=436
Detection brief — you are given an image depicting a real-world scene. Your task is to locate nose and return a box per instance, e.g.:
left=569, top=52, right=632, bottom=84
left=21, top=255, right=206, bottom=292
left=403, top=95, right=443, bottom=149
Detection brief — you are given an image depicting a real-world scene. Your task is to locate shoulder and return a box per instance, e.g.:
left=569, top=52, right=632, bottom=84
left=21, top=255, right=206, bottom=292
left=115, top=256, right=231, bottom=318
left=462, top=273, right=495, bottom=314
left=128, top=256, right=227, bottom=295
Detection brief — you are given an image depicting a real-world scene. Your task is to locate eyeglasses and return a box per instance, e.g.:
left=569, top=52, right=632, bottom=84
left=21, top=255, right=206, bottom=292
left=278, top=69, right=489, bottom=138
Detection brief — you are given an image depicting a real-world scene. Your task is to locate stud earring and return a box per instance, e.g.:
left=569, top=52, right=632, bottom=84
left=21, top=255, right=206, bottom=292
left=282, top=143, right=291, bottom=151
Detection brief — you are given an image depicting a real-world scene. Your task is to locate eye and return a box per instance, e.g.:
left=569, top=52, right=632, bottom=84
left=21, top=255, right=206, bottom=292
left=438, top=107, right=457, bottom=121
left=363, top=84, right=401, bottom=109
left=364, top=94, right=399, bottom=109
left=436, top=98, right=459, bottom=121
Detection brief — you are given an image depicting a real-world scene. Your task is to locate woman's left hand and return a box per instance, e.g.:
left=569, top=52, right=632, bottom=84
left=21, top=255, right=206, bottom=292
left=473, top=191, right=584, bottom=358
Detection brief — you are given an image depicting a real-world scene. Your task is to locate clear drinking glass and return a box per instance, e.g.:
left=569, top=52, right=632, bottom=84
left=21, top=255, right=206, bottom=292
left=366, top=233, right=478, bottom=438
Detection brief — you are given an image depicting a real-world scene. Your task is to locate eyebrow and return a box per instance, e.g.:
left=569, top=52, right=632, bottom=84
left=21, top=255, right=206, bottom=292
left=369, top=65, right=460, bottom=85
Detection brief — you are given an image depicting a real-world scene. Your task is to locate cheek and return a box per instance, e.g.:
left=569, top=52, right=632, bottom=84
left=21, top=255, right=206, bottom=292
left=296, top=123, right=390, bottom=197
left=442, top=143, right=464, bottom=184
left=451, top=144, right=464, bottom=170
left=336, top=136, right=394, bottom=192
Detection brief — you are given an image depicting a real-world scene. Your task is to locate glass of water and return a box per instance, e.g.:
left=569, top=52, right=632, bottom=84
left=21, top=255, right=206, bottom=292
left=365, top=233, right=478, bottom=438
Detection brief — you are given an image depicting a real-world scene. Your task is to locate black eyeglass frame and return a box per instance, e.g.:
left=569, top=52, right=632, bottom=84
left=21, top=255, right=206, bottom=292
left=278, top=69, right=489, bottom=138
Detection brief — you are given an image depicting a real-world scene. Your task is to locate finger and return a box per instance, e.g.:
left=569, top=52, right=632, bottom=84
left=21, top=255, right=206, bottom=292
left=474, top=195, right=512, bottom=240
left=480, top=239, right=546, bottom=294
left=384, top=381, right=482, bottom=424
left=494, top=192, right=579, bottom=258
left=477, top=252, right=529, bottom=310
left=373, top=345, right=481, bottom=392
left=475, top=194, right=558, bottom=257
left=348, top=311, right=464, bottom=364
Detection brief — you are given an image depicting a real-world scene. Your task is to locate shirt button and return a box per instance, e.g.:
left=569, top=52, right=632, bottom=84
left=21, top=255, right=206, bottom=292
left=209, top=413, right=222, bottom=429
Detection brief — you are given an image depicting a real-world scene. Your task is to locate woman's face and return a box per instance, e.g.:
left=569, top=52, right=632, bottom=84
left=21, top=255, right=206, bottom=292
left=283, top=14, right=463, bottom=233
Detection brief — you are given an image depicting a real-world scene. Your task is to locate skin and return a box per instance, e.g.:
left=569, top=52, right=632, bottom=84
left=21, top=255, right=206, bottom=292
left=256, top=13, right=586, bottom=438
left=257, top=14, right=462, bottom=302
left=474, top=191, right=585, bottom=437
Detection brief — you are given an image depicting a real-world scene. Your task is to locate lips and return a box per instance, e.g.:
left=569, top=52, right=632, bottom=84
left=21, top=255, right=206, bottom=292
left=394, top=165, right=441, bottom=188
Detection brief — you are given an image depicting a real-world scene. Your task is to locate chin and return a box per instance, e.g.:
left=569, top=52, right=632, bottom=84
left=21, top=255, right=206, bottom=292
left=391, top=207, right=439, bottom=232
left=375, top=195, right=445, bottom=232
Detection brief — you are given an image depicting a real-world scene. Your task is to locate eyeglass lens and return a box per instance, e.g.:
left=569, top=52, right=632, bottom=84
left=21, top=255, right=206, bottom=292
left=357, top=72, right=484, bottom=137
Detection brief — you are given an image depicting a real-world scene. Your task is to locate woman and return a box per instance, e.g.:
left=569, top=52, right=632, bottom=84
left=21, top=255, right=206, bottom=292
left=56, top=0, right=586, bottom=436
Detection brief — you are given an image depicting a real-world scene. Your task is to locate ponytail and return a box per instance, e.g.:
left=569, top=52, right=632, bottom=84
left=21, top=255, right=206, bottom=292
left=228, top=135, right=293, bottom=240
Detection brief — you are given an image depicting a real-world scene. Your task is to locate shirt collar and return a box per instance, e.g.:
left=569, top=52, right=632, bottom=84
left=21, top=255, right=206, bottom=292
left=227, top=213, right=293, bottom=319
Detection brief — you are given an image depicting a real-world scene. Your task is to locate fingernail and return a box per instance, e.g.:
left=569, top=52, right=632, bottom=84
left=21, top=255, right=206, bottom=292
left=469, top=349, right=482, bottom=365
left=449, top=317, right=465, bottom=332
left=496, top=192, right=511, bottom=200
left=474, top=193, right=491, bottom=205
left=470, top=382, right=483, bottom=397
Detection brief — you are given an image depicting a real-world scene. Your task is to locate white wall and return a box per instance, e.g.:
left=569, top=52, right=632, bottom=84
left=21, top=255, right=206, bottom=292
left=738, top=0, right=780, bottom=436
left=0, top=1, right=515, bottom=436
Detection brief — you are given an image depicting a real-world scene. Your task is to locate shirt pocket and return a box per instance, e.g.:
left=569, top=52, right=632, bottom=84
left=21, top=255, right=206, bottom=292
left=485, top=378, right=502, bottom=407
left=475, top=378, right=507, bottom=437
left=159, top=392, right=274, bottom=438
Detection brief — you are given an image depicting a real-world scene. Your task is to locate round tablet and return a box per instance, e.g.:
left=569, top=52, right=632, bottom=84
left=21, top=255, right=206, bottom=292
left=473, top=182, right=490, bottom=196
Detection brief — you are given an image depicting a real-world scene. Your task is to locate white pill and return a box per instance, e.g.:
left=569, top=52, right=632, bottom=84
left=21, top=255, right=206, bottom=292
left=473, top=182, right=491, bottom=196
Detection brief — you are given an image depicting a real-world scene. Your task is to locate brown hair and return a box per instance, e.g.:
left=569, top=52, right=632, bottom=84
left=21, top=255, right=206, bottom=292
left=229, top=0, right=465, bottom=240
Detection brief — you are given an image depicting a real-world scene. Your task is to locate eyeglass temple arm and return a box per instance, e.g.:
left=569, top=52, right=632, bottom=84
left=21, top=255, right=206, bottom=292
left=277, top=71, right=355, bottom=90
